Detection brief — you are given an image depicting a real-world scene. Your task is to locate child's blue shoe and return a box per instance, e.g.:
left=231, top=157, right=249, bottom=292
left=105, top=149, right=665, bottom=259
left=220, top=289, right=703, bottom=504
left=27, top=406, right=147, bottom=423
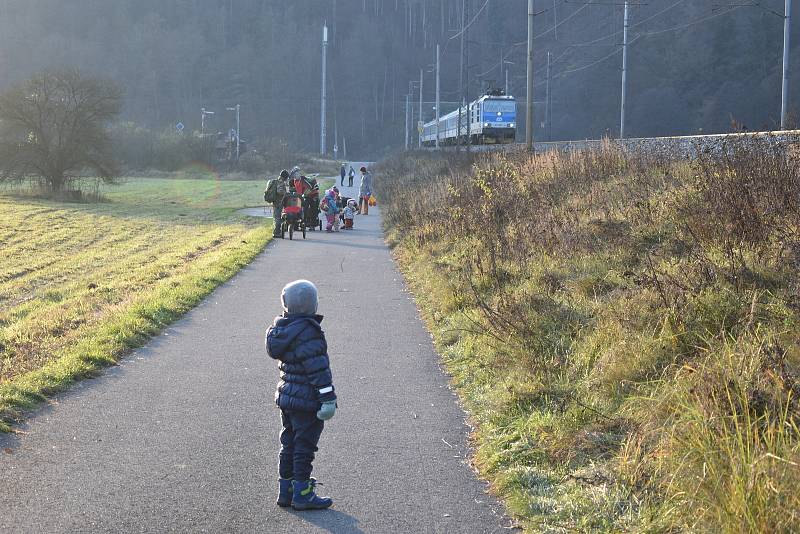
left=291, top=478, right=333, bottom=510
left=277, top=478, right=293, bottom=507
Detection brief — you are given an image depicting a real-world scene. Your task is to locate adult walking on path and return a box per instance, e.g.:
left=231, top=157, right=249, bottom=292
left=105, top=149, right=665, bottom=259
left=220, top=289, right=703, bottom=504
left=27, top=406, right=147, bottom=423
left=337, top=163, right=361, bottom=213
left=267, top=169, right=290, bottom=237
left=0, top=166, right=507, bottom=533
left=358, top=166, right=373, bottom=215
left=340, top=163, right=347, bottom=186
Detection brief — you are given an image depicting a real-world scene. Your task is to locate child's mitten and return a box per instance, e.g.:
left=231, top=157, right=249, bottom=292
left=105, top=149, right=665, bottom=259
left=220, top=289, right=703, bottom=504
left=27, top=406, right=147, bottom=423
left=317, top=400, right=337, bottom=421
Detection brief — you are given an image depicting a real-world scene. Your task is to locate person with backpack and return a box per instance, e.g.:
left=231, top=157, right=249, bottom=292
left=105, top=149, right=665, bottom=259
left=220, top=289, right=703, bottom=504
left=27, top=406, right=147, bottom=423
left=264, top=170, right=290, bottom=237
left=348, top=166, right=355, bottom=187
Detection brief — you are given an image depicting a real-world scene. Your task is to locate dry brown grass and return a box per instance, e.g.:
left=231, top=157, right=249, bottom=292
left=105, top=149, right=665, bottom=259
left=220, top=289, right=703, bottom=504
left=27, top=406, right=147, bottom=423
left=377, top=138, right=800, bottom=532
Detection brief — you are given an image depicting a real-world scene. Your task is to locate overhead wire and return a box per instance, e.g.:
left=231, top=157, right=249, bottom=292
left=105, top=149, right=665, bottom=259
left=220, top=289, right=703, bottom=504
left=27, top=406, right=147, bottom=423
left=628, top=0, right=687, bottom=29
left=440, top=0, right=737, bottom=115
left=474, top=1, right=600, bottom=80
left=557, top=44, right=625, bottom=76
left=563, top=0, right=687, bottom=47
left=637, top=5, right=743, bottom=36
left=534, top=0, right=711, bottom=82
left=550, top=2, right=743, bottom=79
left=448, top=0, right=491, bottom=40
left=533, top=1, right=591, bottom=39
left=541, top=1, right=742, bottom=88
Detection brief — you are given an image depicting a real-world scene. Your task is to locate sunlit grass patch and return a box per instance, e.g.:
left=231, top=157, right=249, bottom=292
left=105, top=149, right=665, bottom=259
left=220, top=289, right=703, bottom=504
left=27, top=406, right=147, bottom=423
left=0, top=177, right=272, bottom=428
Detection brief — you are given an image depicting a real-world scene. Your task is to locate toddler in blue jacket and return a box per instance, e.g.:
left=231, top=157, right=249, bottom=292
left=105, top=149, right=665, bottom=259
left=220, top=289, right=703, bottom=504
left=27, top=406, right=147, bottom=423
left=266, top=279, right=337, bottom=510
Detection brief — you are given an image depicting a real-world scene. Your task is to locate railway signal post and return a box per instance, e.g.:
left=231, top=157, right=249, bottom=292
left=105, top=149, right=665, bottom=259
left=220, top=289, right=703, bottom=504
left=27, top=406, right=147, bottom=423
left=225, top=105, right=240, bottom=161
left=200, top=108, right=214, bottom=137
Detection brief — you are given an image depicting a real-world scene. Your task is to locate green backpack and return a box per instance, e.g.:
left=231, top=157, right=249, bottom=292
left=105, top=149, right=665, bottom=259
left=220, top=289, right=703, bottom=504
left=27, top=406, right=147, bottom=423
left=264, top=179, right=278, bottom=203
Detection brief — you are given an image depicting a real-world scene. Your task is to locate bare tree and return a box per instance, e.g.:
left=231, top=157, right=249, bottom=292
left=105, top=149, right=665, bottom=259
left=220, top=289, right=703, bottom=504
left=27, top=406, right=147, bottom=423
left=0, top=69, right=123, bottom=191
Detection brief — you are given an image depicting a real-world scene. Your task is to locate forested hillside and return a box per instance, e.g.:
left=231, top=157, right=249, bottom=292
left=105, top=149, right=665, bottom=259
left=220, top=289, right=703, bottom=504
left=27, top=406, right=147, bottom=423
left=0, top=0, right=796, bottom=154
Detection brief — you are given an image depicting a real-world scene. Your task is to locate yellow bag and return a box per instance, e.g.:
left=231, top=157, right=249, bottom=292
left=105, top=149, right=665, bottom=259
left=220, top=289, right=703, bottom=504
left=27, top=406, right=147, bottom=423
left=369, top=195, right=377, bottom=207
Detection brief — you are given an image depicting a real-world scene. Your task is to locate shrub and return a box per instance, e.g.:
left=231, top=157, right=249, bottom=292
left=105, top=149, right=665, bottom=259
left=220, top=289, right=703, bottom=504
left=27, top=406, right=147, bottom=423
left=110, top=123, right=216, bottom=171
left=0, top=69, right=122, bottom=192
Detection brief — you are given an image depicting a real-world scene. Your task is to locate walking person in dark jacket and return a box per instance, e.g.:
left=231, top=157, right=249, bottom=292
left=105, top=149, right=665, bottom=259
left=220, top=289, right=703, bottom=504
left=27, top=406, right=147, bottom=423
left=358, top=166, right=373, bottom=215
left=339, top=163, right=346, bottom=186
left=268, top=169, right=289, bottom=237
left=266, top=280, right=337, bottom=510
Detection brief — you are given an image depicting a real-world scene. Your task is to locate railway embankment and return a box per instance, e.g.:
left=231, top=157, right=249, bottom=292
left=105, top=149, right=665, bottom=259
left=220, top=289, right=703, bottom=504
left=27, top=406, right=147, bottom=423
left=377, top=139, right=800, bottom=532
left=541, top=129, right=800, bottom=158
left=430, top=129, right=800, bottom=158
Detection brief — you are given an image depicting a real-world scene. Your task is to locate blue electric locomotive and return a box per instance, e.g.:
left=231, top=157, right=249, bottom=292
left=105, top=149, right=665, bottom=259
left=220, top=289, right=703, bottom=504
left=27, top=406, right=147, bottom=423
left=421, top=91, right=517, bottom=146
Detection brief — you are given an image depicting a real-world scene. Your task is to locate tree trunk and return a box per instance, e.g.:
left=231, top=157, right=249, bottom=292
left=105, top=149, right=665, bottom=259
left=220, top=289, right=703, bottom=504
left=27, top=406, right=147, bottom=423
left=48, top=174, right=65, bottom=191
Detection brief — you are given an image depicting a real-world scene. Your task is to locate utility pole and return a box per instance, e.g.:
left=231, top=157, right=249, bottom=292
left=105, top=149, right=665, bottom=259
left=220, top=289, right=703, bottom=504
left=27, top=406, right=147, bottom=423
left=546, top=51, right=551, bottom=141
left=405, top=93, right=410, bottom=150
left=334, top=118, right=339, bottom=160
left=465, top=0, right=471, bottom=151
left=226, top=105, right=240, bottom=160
left=436, top=43, right=441, bottom=148
left=458, top=0, right=466, bottom=149
left=200, top=108, right=214, bottom=136
left=500, top=49, right=504, bottom=91
left=235, top=104, right=240, bottom=160
left=782, top=0, right=792, bottom=129
left=526, top=0, right=535, bottom=151
left=502, top=57, right=515, bottom=95
left=419, top=68, right=424, bottom=148
left=553, top=0, right=559, bottom=40
left=321, top=23, right=328, bottom=155
left=467, top=99, right=472, bottom=151
left=620, top=0, right=629, bottom=139
left=332, top=0, right=337, bottom=43
left=343, top=136, right=347, bottom=161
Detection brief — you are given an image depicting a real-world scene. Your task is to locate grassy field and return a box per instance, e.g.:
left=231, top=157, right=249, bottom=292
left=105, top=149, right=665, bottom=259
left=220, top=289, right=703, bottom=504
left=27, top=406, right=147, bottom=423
left=377, top=143, right=800, bottom=532
left=0, top=174, right=274, bottom=431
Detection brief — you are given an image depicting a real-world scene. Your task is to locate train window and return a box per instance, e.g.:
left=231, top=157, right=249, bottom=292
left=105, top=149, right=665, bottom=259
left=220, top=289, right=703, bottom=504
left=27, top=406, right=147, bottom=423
left=483, top=100, right=516, bottom=113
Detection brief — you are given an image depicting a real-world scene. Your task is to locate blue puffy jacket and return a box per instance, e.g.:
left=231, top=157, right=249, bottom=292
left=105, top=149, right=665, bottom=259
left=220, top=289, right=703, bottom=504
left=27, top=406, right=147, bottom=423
left=266, top=314, right=336, bottom=412
left=321, top=191, right=340, bottom=215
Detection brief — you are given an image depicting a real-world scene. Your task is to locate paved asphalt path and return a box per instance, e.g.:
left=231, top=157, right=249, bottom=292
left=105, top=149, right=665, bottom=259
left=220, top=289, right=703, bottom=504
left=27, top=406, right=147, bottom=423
left=0, top=164, right=508, bottom=533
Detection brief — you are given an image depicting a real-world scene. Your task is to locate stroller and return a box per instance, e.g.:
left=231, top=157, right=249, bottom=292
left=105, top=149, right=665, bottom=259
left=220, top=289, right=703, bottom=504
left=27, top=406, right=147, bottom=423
left=289, top=174, right=323, bottom=232
left=302, top=191, right=323, bottom=231
left=280, top=192, right=306, bottom=240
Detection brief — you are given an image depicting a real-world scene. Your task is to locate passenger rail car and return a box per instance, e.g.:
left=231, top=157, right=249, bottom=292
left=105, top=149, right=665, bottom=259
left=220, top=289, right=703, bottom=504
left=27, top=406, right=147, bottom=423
left=421, top=93, right=516, bottom=146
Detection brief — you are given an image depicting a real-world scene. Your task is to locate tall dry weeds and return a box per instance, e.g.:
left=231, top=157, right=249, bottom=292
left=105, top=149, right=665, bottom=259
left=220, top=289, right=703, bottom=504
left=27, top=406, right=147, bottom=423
left=377, top=138, right=800, bottom=531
